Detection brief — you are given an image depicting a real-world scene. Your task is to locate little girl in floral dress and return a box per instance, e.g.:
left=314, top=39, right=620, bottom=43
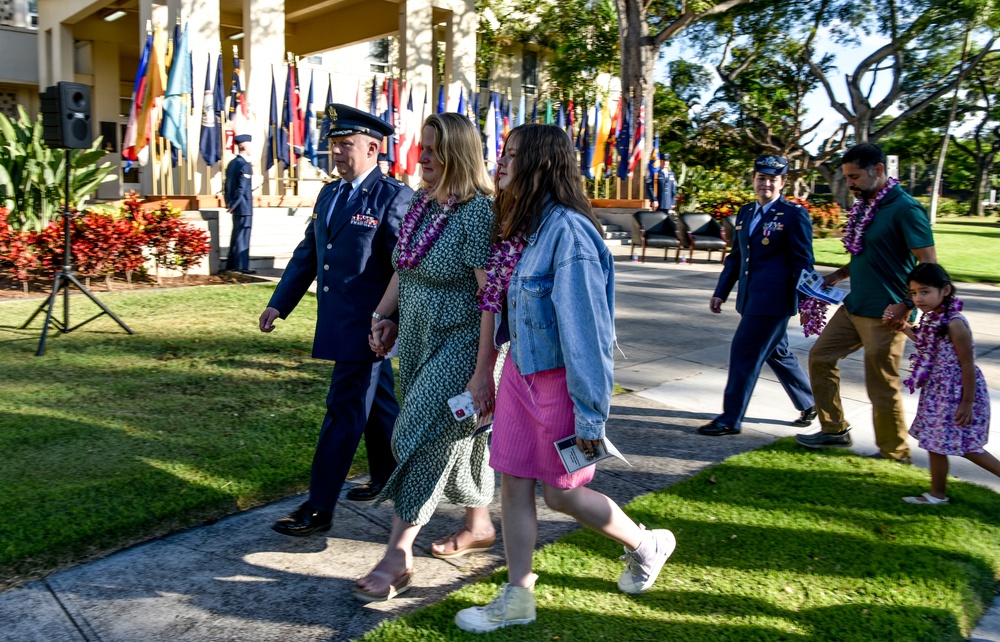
left=898, top=263, right=1000, bottom=504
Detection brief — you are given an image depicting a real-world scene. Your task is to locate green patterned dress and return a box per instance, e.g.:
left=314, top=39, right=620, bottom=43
left=377, top=191, right=495, bottom=526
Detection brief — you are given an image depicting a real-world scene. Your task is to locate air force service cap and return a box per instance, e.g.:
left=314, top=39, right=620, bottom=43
left=754, top=154, right=789, bottom=176
left=233, top=134, right=252, bottom=144
left=325, top=103, right=395, bottom=140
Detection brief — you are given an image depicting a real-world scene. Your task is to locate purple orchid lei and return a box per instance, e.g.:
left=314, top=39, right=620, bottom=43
left=903, top=296, right=964, bottom=394
left=798, top=297, right=830, bottom=338
left=842, top=176, right=899, bottom=255
left=396, top=191, right=455, bottom=270
left=477, top=236, right=526, bottom=313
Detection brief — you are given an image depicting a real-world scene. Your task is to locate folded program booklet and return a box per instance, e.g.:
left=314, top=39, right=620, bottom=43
left=796, top=268, right=848, bottom=305
left=554, top=436, right=631, bottom=474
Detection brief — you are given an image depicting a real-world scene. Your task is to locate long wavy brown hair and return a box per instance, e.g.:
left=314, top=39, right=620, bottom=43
left=495, top=124, right=601, bottom=241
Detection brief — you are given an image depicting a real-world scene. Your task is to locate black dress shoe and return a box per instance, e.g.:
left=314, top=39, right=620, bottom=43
left=239, top=269, right=257, bottom=275
left=271, top=503, right=332, bottom=537
left=346, top=482, right=384, bottom=502
left=792, top=406, right=818, bottom=427
left=698, top=421, right=741, bottom=436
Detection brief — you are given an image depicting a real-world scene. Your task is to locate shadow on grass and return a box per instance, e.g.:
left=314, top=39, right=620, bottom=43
left=386, top=581, right=963, bottom=642
left=364, top=441, right=997, bottom=642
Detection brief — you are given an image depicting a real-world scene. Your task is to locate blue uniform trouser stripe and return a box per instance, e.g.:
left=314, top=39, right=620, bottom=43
left=308, top=359, right=399, bottom=513
left=717, top=314, right=814, bottom=430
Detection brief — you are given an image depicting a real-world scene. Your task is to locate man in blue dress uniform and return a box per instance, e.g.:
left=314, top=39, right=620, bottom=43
left=699, top=154, right=816, bottom=436
left=259, top=104, right=413, bottom=536
left=224, top=134, right=255, bottom=273
left=645, top=152, right=678, bottom=212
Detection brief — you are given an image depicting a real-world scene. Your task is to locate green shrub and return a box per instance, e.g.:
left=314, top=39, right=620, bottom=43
left=0, top=106, right=117, bottom=232
left=914, top=195, right=964, bottom=217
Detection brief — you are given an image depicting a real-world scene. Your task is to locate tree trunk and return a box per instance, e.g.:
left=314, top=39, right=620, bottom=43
left=929, top=29, right=971, bottom=225
left=969, top=154, right=995, bottom=217
left=616, top=0, right=655, bottom=161
left=817, top=163, right=849, bottom=209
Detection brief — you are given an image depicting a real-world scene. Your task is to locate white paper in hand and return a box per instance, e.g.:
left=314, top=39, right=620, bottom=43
left=554, top=436, right=631, bottom=474
left=797, top=268, right=847, bottom=305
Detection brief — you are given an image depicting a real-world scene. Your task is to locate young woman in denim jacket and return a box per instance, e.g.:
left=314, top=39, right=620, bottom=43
left=455, top=125, right=677, bottom=634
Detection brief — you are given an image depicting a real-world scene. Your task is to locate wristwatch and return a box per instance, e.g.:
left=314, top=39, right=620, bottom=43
left=372, top=311, right=386, bottom=321
left=901, top=298, right=915, bottom=310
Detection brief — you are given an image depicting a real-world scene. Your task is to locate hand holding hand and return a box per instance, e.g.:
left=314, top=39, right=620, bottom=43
left=369, top=319, right=398, bottom=356
left=709, top=297, right=723, bottom=314
left=259, top=307, right=280, bottom=332
left=881, top=302, right=908, bottom=329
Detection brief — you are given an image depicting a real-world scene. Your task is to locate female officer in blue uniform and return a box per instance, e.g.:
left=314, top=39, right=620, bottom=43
left=699, top=154, right=816, bottom=436
left=259, top=105, right=414, bottom=535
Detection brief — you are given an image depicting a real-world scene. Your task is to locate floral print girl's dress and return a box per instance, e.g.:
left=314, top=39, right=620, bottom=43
left=909, top=313, right=991, bottom=455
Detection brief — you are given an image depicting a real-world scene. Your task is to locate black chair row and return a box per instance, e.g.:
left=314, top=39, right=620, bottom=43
left=630, top=211, right=734, bottom=264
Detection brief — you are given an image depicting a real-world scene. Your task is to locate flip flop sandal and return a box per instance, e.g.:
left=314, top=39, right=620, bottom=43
left=903, top=493, right=950, bottom=505
left=352, top=568, right=414, bottom=603
left=430, top=528, right=496, bottom=560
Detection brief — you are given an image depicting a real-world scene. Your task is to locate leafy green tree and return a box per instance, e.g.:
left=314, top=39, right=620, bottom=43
left=614, top=0, right=766, bottom=160
left=686, top=0, right=1000, bottom=204
left=476, top=0, right=619, bottom=102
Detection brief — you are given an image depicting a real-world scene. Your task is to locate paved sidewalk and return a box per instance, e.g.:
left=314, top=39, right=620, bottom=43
left=2, top=249, right=999, bottom=641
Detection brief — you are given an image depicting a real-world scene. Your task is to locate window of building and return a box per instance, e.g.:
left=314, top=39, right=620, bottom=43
left=522, top=50, right=538, bottom=96
left=0, top=90, right=18, bottom=118
left=369, top=38, right=389, bottom=74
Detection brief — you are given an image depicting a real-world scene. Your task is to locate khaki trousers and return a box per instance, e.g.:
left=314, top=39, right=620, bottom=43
left=808, top=306, right=910, bottom=458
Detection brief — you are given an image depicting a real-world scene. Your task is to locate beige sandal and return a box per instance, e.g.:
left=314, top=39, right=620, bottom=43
left=352, top=568, right=414, bottom=602
left=430, top=528, right=496, bottom=560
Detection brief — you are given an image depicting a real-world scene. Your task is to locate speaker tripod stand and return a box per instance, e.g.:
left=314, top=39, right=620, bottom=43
left=21, top=152, right=133, bottom=356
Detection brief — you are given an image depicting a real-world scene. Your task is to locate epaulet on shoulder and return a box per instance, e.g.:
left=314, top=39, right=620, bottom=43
left=380, top=175, right=405, bottom=188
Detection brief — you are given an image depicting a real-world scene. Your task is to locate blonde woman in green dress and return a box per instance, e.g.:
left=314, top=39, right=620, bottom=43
left=356, top=113, right=498, bottom=601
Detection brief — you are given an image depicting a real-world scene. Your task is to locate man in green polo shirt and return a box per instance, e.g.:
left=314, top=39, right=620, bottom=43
left=795, top=143, right=936, bottom=462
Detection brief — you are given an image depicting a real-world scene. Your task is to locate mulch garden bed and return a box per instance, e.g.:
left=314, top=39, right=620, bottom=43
left=0, top=272, right=264, bottom=301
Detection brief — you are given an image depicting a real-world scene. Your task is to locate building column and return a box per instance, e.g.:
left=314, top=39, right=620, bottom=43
left=400, top=0, right=433, bottom=110
left=399, top=0, right=433, bottom=187
left=244, top=0, right=283, bottom=195
left=171, top=0, right=221, bottom=197
left=37, top=20, right=73, bottom=87
left=12, top=0, right=29, bottom=28
left=92, top=40, right=122, bottom=199
left=451, top=0, right=476, bottom=101
left=137, top=0, right=168, bottom=198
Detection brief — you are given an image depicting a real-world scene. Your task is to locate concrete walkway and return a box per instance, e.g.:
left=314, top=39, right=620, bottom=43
left=3, top=247, right=999, bottom=641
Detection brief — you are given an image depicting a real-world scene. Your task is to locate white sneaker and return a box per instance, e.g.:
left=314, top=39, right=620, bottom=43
left=454, top=583, right=536, bottom=633
left=618, top=527, right=676, bottom=594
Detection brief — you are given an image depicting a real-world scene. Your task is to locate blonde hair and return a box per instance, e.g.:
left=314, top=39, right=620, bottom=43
left=422, top=113, right=494, bottom=203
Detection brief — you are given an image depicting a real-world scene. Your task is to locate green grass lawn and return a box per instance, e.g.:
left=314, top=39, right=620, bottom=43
left=814, top=216, right=1000, bottom=283
left=361, top=441, right=1000, bottom=642
left=0, top=283, right=368, bottom=589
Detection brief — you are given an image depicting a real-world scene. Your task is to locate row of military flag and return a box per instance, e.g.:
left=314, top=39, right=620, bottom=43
left=121, top=23, right=648, bottom=184
left=365, top=79, right=647, bottom=180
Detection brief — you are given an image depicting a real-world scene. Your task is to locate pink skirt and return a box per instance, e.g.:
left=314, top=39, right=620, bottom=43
left=490, top=358, right=596, bottom=489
